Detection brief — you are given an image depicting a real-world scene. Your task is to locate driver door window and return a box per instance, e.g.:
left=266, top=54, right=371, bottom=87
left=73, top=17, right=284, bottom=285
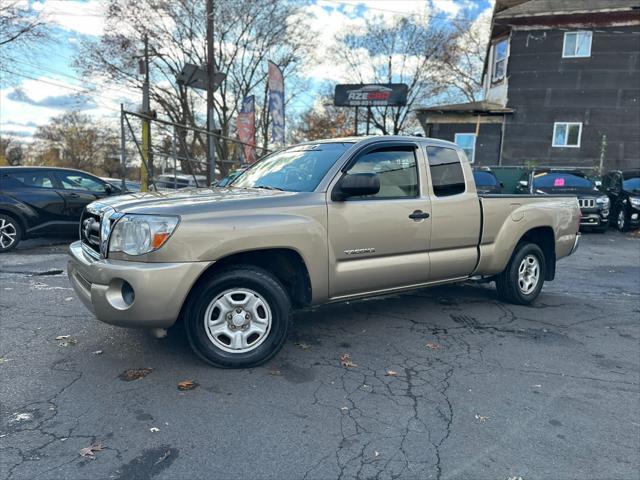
left=345, top=147, right=418, bottom=199
left=57, top=172, right=107, bottom=193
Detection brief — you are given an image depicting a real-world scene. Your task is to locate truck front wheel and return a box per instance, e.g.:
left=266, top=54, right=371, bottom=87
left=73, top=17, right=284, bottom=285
left=184, top=266, right=292, bottom=368
left=496, top=243, right=546, bottom=305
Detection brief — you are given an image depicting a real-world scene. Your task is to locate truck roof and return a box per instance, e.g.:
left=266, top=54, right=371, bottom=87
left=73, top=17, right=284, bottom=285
left=297, top=135, right=459, bottom=149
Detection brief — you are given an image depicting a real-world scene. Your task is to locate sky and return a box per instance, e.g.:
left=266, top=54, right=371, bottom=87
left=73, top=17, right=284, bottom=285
left=0, top=0, right=492, bottom=141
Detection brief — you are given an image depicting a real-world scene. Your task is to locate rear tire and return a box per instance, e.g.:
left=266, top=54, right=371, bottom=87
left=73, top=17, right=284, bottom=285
left=496, top=243, right=546, bottom=305
left=184, top=266, right=291, bottom=368
left=0, top=214, right=22, bottom=253
left=616, top=207, right=629, bottom=232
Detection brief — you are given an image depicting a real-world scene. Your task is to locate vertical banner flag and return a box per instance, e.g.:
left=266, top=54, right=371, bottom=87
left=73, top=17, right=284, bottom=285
left=236, top=95, right=256, bottom=164
left=267, top=61, right=285, bottom=145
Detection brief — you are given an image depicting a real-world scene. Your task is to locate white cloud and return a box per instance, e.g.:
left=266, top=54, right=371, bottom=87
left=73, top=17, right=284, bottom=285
left=33, top=0, right=106, bottom=36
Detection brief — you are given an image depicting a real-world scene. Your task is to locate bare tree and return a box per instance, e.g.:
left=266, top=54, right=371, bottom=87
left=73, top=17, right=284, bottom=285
left=32, top=111, right=118, bottom=175
left=333, top=13, right=456, bottom=135
left=0, top=1, right=46, bottom=49
left=77, top=0, right=312, bottom=170
left=439, top=13, right=491, bottom=103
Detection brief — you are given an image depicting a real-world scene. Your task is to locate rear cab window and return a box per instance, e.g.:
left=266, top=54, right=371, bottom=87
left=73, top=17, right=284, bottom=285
left=1, top=171, right=57, bottom=189
left=426, top=146, right=466, bottom=197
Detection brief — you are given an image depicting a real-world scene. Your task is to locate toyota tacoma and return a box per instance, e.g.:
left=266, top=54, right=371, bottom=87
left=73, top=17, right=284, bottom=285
left=68, top=136, right=581, bottom=368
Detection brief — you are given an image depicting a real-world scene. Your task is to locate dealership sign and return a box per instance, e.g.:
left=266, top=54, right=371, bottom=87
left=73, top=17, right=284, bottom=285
left=334, top=84, right=408, bottom=107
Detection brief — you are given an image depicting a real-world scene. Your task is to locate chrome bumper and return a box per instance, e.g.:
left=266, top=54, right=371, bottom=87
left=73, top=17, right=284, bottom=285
left=569, top=233, right=581, bottom=256
left=67, top=241, right=212, bottom=328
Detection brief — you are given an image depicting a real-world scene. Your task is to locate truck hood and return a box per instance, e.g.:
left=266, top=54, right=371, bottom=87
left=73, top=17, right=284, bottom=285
left=96, top=187, right=297, bottom=215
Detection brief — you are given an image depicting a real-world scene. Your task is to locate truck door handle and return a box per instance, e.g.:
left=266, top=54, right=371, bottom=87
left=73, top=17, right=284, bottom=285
left=409, top=210, right=430, bottom=220
left=67, top=193, right=79, bottom=198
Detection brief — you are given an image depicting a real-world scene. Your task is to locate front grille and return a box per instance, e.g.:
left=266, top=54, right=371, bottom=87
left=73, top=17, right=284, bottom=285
left=80, top=209, right=101, bottom=255
left=579, top=198, right=595, bottom=209
left=79, top=203, right=119, bottom=258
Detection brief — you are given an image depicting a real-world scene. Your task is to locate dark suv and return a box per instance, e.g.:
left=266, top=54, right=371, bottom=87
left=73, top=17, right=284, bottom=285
left=0, top=167, right=121, bottom=252
left=600, top=170, right=640, bottom=231
left=516, top=168, right=609, bottom=232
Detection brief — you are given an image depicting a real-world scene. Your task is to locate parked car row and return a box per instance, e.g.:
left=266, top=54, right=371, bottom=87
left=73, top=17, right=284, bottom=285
left=472, top=167, right=640, bottom=233
left=0, top=167, right=132, bottom=252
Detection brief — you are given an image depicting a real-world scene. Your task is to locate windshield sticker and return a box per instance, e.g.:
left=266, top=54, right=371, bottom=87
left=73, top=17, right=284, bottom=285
left=554, top=178, right=565, bottom=187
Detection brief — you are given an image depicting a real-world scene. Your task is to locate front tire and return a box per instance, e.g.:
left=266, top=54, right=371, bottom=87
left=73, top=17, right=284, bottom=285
left=184, top=266, right=291, bottom=368
left=0, top=214, right=22, bottom=253
left=496, top=243, right=546, bottom=305
left=616, top=207, right=628, bottom=232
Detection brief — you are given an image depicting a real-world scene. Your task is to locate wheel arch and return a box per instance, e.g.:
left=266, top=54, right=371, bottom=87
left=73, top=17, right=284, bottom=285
left=178, top=247, right=312, bottom=325
left=0, top=208, right=27, bottom=238
left=516, top=226, right=556, bottom=281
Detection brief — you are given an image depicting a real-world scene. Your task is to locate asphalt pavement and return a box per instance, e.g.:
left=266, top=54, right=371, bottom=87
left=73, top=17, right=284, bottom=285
left=1, top=231, right=639, bottom=480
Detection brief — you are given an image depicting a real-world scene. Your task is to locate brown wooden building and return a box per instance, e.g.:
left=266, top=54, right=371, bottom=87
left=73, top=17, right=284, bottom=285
left=416, top=0, right=640, bottom=170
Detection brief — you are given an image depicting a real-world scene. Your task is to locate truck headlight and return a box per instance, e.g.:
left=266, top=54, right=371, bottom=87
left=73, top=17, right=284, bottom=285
left=596, top=196, right=610, bottom=207
left=630, top=197, right=640, bottom=208
left=109, top=215, right=179, bottom=256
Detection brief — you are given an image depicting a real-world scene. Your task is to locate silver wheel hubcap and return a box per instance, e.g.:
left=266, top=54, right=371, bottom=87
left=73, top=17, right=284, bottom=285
left=204, top=288, right=272, bottom=353
left=518, top=254, right=540, bottom=295
left=0, top=219, right=17, bottom=250
left=618, top=210, right=625, bottom=229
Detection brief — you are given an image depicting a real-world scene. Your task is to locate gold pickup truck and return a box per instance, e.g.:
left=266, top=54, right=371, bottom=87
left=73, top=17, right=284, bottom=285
left=68, top=136, right=581, bottom=368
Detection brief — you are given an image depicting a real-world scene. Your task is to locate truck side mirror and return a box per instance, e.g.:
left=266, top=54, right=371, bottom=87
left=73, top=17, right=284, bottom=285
left=332, top=173, right=380, bottom=201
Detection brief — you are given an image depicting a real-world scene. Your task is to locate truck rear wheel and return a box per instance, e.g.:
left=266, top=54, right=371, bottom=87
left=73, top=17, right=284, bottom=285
left=496, top=242, right=545, bottom=305
left=184, top=265, right=291, bottom=368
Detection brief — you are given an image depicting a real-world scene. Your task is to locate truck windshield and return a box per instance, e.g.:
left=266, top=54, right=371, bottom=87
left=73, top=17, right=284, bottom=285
left=232, top=142, right=352, bottom=192
left=533, top=172, right=593, bottom=189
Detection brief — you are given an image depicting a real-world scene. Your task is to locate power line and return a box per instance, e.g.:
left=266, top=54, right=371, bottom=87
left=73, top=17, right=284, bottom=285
left=320, top=0, right=466, bottom=23
left=0, top=67, right=127, bottom=114
left=7, top=56, right=141, bottom=99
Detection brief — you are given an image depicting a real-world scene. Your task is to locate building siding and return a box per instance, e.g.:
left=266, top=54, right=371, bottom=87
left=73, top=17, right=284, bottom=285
left=428, top=123, right=503, bottom=166
left=501, top=26, right=640, bottom=169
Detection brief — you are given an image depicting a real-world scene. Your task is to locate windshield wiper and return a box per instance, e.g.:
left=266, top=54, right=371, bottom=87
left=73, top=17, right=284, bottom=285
left=252, top=185, right=285, bottom=191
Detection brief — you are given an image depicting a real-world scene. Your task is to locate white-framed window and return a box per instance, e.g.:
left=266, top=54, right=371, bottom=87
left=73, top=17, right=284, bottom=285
left=491, top=38, right=508, bottom=81
left=454, top=133, right=477, bottom=163
left=552, top=122, right=582, bottom=148
left=563, top=31, right=592, bottom=58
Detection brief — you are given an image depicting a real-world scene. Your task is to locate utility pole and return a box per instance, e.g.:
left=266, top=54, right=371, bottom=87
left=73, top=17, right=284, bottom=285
left=206, top=0, right=217, bottom=184
left=354, top=106, right=358, bottom=136
left=120, top=103, right=126, bottom=191
left=141, top=34, right=151, bottom=192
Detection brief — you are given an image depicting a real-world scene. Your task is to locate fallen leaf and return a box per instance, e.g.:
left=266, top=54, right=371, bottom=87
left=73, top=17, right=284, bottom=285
left=154, top=449, right=172, bottom=465
left=295, top=342, right=311, bottom=350
left=92, top=350, right=103, bottom=355
left=149, top=427, right=159, bottom=433
left=340, top=406, right=349, bottom=412
left=177, top=380, right=199, bottom=391
left=270, top=369, right=282, bottom=376
left=64, top=297, right=73, bottom=301
left=57, top=337, right=77, bottom=347
left=425, top=342, right=442, bottom=350
left=373, top=451, right=382, bottom=460
left=475, top=414, right=490, bottom=423
left=533, top=384, right=541, bottom=388
left=79, top=443, right=103, bottom=458
left=340, top=353, right=357, bottom=368
left=118, top=368, right=153, bottom=382
left=385, top=370, right=398, bottom=376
